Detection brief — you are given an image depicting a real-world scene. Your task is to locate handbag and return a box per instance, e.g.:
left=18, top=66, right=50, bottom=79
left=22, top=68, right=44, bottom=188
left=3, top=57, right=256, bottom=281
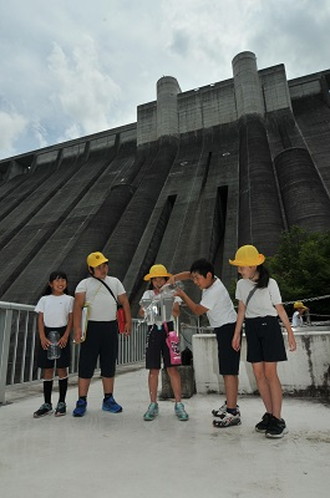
left=163, top=322, right=182, bottom=366
left=92, top=277, right=126, bottom=333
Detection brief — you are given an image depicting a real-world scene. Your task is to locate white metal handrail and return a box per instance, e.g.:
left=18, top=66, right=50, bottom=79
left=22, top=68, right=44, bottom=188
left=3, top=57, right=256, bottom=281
left=0, top=301, right=147, bottom=404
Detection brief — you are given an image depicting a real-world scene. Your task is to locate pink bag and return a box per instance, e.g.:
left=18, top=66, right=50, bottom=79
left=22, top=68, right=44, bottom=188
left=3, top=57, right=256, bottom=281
left=164, top=323, right=182, bottom=365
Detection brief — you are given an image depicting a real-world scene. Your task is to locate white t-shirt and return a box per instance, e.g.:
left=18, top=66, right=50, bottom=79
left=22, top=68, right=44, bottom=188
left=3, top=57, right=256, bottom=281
left=34, top=294, right=74, bottom=327
left=140, top=289, right=182, bottom=325
left=75, top=276, right=126, bottom=321
left=235, top=278, right=282, bottom=318
left=292, top=311, right=303, bottom=327
left=200, top=277, right=237, bottom=328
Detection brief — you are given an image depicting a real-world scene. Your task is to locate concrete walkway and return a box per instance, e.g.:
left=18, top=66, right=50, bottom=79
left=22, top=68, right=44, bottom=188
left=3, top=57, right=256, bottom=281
left=1, top=367, right=329, bottom=498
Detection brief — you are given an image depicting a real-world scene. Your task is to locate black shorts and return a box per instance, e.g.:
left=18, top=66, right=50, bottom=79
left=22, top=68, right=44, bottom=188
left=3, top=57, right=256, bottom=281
left=37, top=326, right=71, bottom=369
left=215, top=322, right=240, bottom=375
left=79, top=321, right=118, bottom=378
left=244, top=316, right=287, bottom=363
left=145, top=323, right=174, bottom=370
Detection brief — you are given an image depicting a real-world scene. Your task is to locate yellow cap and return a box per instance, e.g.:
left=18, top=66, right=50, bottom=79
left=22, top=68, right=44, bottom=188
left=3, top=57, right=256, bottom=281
left=143, top=264, right=172, bottom=281
left=229, top=245, right=265, bottom=266
left=86, top=251, right=109, bottom=268
left=294, top=301, right=308, bottom=310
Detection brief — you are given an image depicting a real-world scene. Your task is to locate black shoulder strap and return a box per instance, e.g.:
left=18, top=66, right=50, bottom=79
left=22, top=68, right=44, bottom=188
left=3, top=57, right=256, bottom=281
left=92, top=276, right=119, bottom=307
left=245, top=285, right=258, bottom=308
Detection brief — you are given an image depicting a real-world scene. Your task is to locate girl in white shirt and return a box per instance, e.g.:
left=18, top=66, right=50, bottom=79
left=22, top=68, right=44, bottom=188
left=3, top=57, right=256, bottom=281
left=34, top=271, right=74, bottom=418
left=230, top=245, right=296, bottom=439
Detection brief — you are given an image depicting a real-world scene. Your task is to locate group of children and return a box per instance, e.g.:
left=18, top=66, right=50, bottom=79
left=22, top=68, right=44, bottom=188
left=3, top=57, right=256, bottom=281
left=33, top=244, right=297, bottom=439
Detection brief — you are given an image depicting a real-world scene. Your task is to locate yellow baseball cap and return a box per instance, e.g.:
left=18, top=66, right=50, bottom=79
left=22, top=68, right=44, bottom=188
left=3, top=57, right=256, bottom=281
left=143, top=264, right=172, bottom=281
left=229, top=245, right=265, bottom=266
left=294, top=301, right=308, bottom=310
left=86, top=251, right=109, bottom=268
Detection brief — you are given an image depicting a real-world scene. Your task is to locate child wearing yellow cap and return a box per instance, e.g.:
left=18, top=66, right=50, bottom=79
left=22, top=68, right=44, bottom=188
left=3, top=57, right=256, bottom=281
left=292, top=301, right=309, bottom=327
left=139, top=264, right=189, bottom=422
left=230, top=245, right=296, bottom=439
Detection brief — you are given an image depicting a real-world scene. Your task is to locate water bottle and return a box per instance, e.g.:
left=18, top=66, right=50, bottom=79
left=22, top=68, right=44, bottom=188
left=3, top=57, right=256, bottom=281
left=47, top=330, right=61, bottom=360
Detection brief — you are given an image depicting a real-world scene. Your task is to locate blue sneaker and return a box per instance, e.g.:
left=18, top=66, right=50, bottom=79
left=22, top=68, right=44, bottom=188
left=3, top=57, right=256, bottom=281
left=102, top=395, right=123, bottom=413
left=175, top=402, right=189, bottom=421
left=73, top=399, right=87, bottom=417
left=143, top=402, right=159, bottom=421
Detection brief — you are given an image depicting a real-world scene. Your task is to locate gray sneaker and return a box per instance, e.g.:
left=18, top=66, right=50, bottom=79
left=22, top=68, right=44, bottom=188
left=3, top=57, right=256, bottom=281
left=143, top=402, right=159, bottom=421
left=55, top=401, right=67, bottom=417
left=33, top=403, right=53, bottom=418
left=175, top=402, right=189, bottom=421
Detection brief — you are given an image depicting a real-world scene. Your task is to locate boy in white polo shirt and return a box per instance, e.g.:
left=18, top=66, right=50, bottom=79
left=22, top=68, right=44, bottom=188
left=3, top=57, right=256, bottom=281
left=171, top=259, right=241, bottom=428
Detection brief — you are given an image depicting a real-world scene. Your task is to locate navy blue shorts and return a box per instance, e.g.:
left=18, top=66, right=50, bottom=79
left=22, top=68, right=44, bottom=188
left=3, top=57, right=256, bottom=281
left=145, top=322, right=174, bottom=370
left=214, top=322, right=240, bottom=375
left=79, top=321, right=118, bottom=378
left=244, top=316, right=287, bottom=363
left=37, top=326, right=71, bottom=369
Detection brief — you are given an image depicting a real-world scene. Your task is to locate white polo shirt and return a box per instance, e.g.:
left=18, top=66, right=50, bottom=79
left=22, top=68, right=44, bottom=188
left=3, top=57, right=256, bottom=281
left=35, top=294, right=74, bottom=327
left=200, top=277, right=237, bottom=328
left=75, top=276, right=125, bottom=321
left=235, top=278, right=282, bottom=318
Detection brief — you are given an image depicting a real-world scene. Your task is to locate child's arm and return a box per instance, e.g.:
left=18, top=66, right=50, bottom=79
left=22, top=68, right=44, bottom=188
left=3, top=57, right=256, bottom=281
left=73, top=292, right=85, bottom=343
left=275, top=303, right=297, bottom=351
left=232, top=301, right=245, bottom=351
left=58, top=312, right=73, bottom=349
left=118, top=293, right=132, bottom=336
left=172, top=300, right=180, bottom=318
left=37, top=313, right=51, bottom=350
left=175, top=288, right=208, bottom=316
left=168, top=271, right=191, bottom=285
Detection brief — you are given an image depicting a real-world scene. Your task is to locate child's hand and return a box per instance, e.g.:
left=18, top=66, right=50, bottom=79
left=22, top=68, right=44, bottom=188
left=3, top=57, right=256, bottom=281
left=73, top=328, right=83, bottom=344
left=40, top=336, right=51, bottom=350
left=232, top=335, right=241, bottom=352
left=58, top=335, right=68, bottom=349
left=174, top=287, right=184, bottom=298
left=288, top=335, right=297, bottom=352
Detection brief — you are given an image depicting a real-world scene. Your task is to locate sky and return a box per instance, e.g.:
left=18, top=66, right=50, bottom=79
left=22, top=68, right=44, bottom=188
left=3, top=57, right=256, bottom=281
left=1, top=0, right=329, bottom=160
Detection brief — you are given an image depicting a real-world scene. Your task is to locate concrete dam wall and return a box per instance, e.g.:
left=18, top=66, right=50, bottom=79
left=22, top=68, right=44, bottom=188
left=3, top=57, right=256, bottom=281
left=0, top=51, right=329, bottom=312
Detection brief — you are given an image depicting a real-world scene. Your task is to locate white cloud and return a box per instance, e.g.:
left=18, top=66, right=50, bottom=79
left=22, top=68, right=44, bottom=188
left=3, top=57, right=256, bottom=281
left=47, top=37, right=121, bottom=137
left=0, top=0, right=329, bottom=159
left=0, top=111, right=28, bottom=157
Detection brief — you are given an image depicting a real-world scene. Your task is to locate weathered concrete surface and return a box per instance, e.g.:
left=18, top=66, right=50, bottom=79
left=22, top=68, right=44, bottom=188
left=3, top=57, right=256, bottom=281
left=1, top=368, right=329, bottom=498
left=0, top=52, right=329, bottom=314
left=193, top=331, right=330, bottom=396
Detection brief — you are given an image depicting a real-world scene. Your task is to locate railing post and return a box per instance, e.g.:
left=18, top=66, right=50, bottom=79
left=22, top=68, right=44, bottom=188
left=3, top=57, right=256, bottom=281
left=0, top=308, right=13, bottom=405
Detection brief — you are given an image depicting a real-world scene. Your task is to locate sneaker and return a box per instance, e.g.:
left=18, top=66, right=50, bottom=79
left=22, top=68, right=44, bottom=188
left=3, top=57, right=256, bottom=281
left=265, top=416, right=288, bottom=439
left=102, top=395, right=123, bottom=413
left=54, top=401, right=67, bottom=417
left=255, top=412, right=272, bottom=433
left=175, top=402, right=189, bottom=421
left=213, top=410, right=241, bottom=428
left=73, top=399, right=87, bottom=417
left=33, top=402, right=53, bottom=418
left=143, top=402, right=159, bottom=421
left=212, top=402, right=240, bottom=418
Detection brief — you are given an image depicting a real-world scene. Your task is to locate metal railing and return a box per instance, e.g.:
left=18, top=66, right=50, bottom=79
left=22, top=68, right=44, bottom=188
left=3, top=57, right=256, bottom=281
left=0, top=301, right=147, bottom=404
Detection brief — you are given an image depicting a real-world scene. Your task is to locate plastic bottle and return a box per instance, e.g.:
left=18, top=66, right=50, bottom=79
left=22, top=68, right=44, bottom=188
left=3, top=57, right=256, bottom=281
left=47, top=330, right=61, bottom=360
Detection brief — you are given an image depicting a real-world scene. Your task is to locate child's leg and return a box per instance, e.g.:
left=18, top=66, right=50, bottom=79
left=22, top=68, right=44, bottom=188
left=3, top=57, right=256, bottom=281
left=43, top=368, right=54, bottom=404
left=263, top=362, right=283, bottom=419
left=57, top=367, right=68, bottom=403
left=148, top=369, right=160, bottom=402
left=166, top=366, right=182, bottom=402
left=223, top=375, right=239, bottom=410
left=252, top=362, right=273, bottom=414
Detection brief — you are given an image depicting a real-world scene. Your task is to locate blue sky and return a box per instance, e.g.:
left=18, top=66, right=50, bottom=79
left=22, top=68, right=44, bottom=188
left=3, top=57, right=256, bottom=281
left=1, top=0, right=329, bottom=160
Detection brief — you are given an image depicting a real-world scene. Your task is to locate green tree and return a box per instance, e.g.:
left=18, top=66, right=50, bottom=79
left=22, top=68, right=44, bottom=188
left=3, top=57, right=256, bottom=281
left=267, top=227, right=330, bottom=320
